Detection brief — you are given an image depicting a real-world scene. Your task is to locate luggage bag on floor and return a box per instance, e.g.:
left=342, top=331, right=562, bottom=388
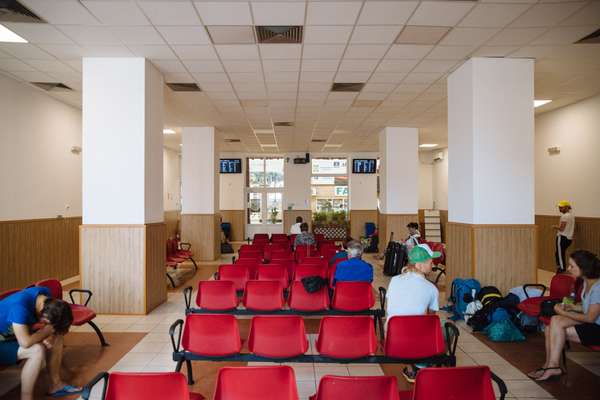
left=383, top=234, right=408, bottom=276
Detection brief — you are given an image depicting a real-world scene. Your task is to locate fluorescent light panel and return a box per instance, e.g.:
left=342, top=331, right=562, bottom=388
left=534, top=100, right=552, bottom=108
left=163, top=128, right=176, bottom=135
left=0, top=24, right=27, bottom=43
left=419, top=143, right=437, bottom=148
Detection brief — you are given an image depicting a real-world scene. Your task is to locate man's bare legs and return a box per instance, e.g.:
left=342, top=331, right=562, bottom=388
left=17, top=343, right=45, bottom=400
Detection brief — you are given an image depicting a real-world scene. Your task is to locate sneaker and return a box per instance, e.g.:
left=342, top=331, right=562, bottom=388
left=402, top=366, right=418, bottom=383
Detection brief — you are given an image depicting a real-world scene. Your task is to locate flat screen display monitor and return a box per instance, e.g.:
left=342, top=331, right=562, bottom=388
left=220, top=159, right=242, bottom=174
left=352, top=159, right=377, bottom=174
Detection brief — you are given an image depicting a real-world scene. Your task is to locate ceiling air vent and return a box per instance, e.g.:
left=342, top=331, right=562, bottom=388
left=30, top=82, right=72, bottom=91
left=256, top=26, right=303, bottom=44
left=166, top=82, right=201, bottom=92
left=0, top=0, right=44, bottom=23
left=331, top=82, right=365, bottom=92
left=224, top=138, right=241, bottom=143
left=311, top=139, right=327, bottom=143
left=274, top=121, right=294, bottom=127
left=575, top=28, right=600, bottom=44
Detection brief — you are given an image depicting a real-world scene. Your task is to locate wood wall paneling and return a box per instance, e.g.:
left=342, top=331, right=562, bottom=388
left=220, top=210, right=245, bottom=241
left=350, top=210, right=378, bottom=239
left=446, top=222, right=474, bottom=288
left=439, top=210, right=448, bottom=243
left=145, top=223, right=167, bottom=313
left=0, top=217, right=81, bottom=292
left=378, top=214, right=418, bottom=246
left=574, top=216, right=600, bottom=256
left=164, top=210, right=180, bottom=238
left=180, top=214, right=221, bottom=261
left=284, top=210, right=312, bottom=236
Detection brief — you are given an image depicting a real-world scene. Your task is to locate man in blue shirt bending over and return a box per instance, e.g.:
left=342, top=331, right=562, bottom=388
left=333, top=240, right=373, bottom=285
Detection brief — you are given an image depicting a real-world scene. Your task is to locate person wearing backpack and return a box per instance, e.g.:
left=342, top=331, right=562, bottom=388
left=528, top=250, right=600, bottom=382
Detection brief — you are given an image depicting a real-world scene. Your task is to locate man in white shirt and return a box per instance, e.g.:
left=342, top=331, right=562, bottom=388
left=554, top=200, right=575, bottom=273
left=290, top=216, right=303, bottom=235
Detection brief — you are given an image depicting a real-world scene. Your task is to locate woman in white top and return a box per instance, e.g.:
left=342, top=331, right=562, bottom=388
left=404, top=222, right=421, bottom=250
left=554, top=200, right=575, bottom=273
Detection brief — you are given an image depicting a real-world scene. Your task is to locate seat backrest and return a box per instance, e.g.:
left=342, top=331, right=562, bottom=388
left=411, top=367, right=496, bottom=400
left=243, top=280, right=285, bottom=311
left=182, top=314, right=241, bottom=356
left=271, top=258, right=295, bottom=279
left=315, top=234, right=326, bottom=243
left=105, top=372, right=192, bottom=400
left=271, top=234, right=289, bottom=242
left=385, top=315, right=446, bottom=359
left=196, top=281, right=239, bottom=310
left=549, top=274, right=576, bottom=299
left=0, top=288, right=20, bottom=301
left=316, top=316, right=377, bottom=359
left=271, top=250, right=292, bottom=259
left=239, top=244, right=263, bottom=253
left=257, top=265, right=289, bottom=289
left=295, top=245, right=316, bottom=261
left=248, top=316, right=308, bottom=358
left=213, top=366, right=299, bottom=400
left=293, top=264, right=327, bottom=281
left=233, top=259, right=261, bottom=278
left=331, top=282, right=375, bottom=311
left=218, top=264, right=250, bottom=292
left=288, top=281, right=329, bottom=311
left=35, top=278, right=63, bottom=300
left=313, top=375, right=399, bottom=400
left=239, top=250, right=263, bottom=260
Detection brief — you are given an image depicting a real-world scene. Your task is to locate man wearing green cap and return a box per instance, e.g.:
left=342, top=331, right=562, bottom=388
left=385, top=243, right=441, bottom=382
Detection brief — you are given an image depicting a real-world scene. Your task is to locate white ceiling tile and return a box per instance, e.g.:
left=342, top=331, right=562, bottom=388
left=267, top=82, right=298, bottom=91
left=408, top=1, right=475, bottom=27
left=306, top=2, right=362, bottom=25
left=215, top=45, right=259, bottom=60
left=223, top=60, right=262, bottom=73
left=377, top=58, right=420, bottom=73
left=137, top=1, right=202, bottom=25
left=339, top=59, right=380, bottom=72
left=386, top=44, right=433, bottom=59
left=163, top=72, right=194, bottom=83
left=486, top=28, right=547, bottom=46
left=37, top=44, right=83, bottom=59
left=193, top=72, right=229, bottom=83
left=110, top=27, right=164, bottom=45
left=57, top=26, right=121, bottom=46
left=1, top=23, right=74, bottom=45
left=304, top=26, right=353, bottom=44
left=156, top=26, right=211, bottom=45
left=351, top=26, right=403, bottom=44
left=194, top=2, right=252, bottom=25
left=0, top=59, right=36, bottom=72
left=183, top=60, right=223, bottom=73
left=65, top=59, right=82, bottom=71
left=358, top=1, right=419, bottom=25
left=301, top=59, right=340, bottom=72
left=9, top=70, right=55, bottom=82
left=233, top=83, right=265, bottom=93
left=531, top=26, right=598, bottom=45
left=21, top=0, right=99, bottom=25
left=259, top=44, right=301, bottom=59
left=21, top=59, right=77, bottom=74
left=300, top=71, right=336, bottom=82
left=413, top=59, right=457, bottom=74
left=0, top=43, right=54, bottom=60
left=251, top=2, right=305, bottom=26
left=440, top=28, right=500, bottom=46
left=129, top=45, right=177, bottom=59
left=459, top=4, right=532, bottom=28
left=369, top=72, right=406, bottom=84
left=151, top=60, right=187, bottom=73
left=510, top=3, right=586, bottom=28
left=403, top=72, right=442, bottom=85
left=229, top=72, right=264, bottom=83
left=426, top=45, right=474, bottom=60
left=82, top=1, right=150, bottom=25
left=334, top=71, right=371, bottom=82
left=264, top=71, right=299, bottom=83
left=472, top=46, right=519, bottom=57
left=262, top=59, right=300, bottom=72
left=344, top=45, right=389, bottom=59
left=560, top=2, right=600, bottom=26
left=303, top=45, right=346, bottom=60
left=172, top=45, right=218, bottom=60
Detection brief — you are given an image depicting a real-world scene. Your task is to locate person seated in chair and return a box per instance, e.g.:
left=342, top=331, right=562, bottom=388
left=403, top=222, right=422, bottom=250
left=290, top=216, right=303, bottom=235
left=333, top=240, right=373, bottom=285
left=0, top=286, right=81, bottom=399
left=528, top=249, right=600, bottom=382
left=293, top=222, right=316, bottom=250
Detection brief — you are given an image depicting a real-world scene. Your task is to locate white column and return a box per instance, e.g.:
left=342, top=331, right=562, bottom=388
left=448, top=57, right=534, bottom=224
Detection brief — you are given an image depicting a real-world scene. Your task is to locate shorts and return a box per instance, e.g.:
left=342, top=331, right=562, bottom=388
left=0, top=340, right=19, bottom=365
left=574, top=323, right=600, bottom=346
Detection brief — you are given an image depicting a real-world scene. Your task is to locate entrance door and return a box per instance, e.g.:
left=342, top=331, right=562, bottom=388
left=245, top=158, right=285, bottom=239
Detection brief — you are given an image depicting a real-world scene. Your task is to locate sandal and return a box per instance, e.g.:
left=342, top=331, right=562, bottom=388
left=533, top=367, right=564, bottom=382
left=48, top=385, right=83, bottom=398
left=526, top=367, right=546, bottom=379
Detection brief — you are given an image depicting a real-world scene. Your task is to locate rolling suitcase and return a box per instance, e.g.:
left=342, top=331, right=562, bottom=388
left=383, top=233, right=408, bottom=276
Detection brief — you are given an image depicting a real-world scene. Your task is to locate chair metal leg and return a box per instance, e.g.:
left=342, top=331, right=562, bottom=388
left=166, top=272, right=176, bottom=288
left=88, top=321, right=109, bottom=346
left=186, top=359, right=195, bottom=385
left=175, top=359, right=183, bottom=372
left=189, top=257, right=198, bottom=272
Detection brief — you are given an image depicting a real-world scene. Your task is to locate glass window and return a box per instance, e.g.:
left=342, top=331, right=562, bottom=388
left=265, top=158, right=284, bottom=188
left=249, top=158, right=265, bottom=188
left=266, top=192, right=282, bottom=224
left=311, top=158, right=347, bottom=175
left=310, top=158, right=348, bottom=214
left=248, top=192, right=262, bottom=224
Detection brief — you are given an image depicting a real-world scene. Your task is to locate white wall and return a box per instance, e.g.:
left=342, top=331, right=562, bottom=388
left=220, top=153, right=245, bottom=210
left=535, top=94, right=600, bottom=217
left=163, top=147, right=181, bottom=211
left=432, top=148, right=448, bottom=210
left=0, top=73, right=82, bottom=221
left=284, top=153, right=311, bottom=210
left=181, top=127, right=218, bottom=214
left=349, top=152, right=378, bottom=210
left=419, top=163, right=433, bottom=210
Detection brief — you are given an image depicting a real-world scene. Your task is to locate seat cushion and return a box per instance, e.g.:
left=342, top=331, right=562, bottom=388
left=189, top=392, right=206, bottom=400
left=70, top=304, right=96, bottom=325
left=398, top=390, right=413, bottom=400
left=517, top=296, right=550, bottom=316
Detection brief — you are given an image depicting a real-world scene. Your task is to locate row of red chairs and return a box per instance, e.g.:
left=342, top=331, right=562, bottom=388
left=82, top=366, right=507, bottom=400
left=0, top=278, right=107, bottom=347
left=166, top=238, right=197, bottom=287
left=250, top=232, right=333, bottom=245
left=238, top=242, right=340, bottom=263
left=169, top=314, right=458, bottom=385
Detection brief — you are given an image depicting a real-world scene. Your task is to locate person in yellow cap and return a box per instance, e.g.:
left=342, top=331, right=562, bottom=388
left=554, top=200, right=575, bottom=273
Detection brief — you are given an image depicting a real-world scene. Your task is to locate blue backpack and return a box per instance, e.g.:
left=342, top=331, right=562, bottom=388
left=448, top=278, right=481, bottom=320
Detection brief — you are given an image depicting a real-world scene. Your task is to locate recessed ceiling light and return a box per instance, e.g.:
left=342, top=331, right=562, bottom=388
left=534, top=100, right=552, bottom=108
left=419, top=143, right=438, bottom=148
left=0, top=23, right=27, bottom=43
left=163, top=128, right=176, bottom=135
left=324, top=144, right=343, bottom=148
left=253, top=128, right=275, bottom=134
left=260, top=144, right=278, bottom=147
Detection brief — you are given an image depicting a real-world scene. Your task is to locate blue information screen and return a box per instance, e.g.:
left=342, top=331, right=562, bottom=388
left=220, top=159, right=242, bottom=174
left=352, top=159, right=377, bottom=174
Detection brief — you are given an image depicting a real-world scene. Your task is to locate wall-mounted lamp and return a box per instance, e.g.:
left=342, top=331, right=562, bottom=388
left=71, top=146, right=82, bottom=154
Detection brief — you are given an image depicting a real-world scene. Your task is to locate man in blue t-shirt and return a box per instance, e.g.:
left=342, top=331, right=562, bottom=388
left=0, top=286, right=81, bottom=399
left=333, top=240, right=374, bottom=285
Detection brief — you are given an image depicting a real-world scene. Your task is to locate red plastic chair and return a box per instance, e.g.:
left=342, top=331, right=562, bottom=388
left=385, top=315, right=446, bottom=360
left=181, top=314, right=241, bottom=357
left=328, top=257, right=348, bottom=288
left=270, top=234, right=289, bottom=243
left=257, top=264, right=290, bottom=289
left=196, top=281, right=239, bottom=310
left=288, top=281, right=329, bottom=312
left=316, top=316, right=377, bottom=359
left=271, top=258, right=295, bottom=278
left=517, top=273, right=576, bottom=317
left=239, top=250, right=263, bottom=260
left=0, top=288, right=19, bottom=301
left=398, top=366, right=498, bottom=400
left=248, top=316, right=309, bottom=358
left=213, top=366, right=299, bottom=400
left=253, top=234, right=270, bottom=244
left=84, top=372, right=204, bottom=400
left=243, top=280, right=285, bottom=311
left=299, top=257, right=327, bottom=269
left=36, top=279, right=107, bottom=346
left=295, top=245, right=317, bottom=262
left=217, top=265, right=250, bottom=292
left=233, top=259, right=261, bottom=279
left=331, top=282, right=375, bottom=312
left=315, top=234, right=326, bottom=243
left=293, top=264, right=327, bottom=281
left=310, top=375, right=399, bottom=400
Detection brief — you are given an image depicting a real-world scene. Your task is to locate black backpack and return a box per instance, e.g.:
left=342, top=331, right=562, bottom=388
left=301, top=276, right=327, bottom=293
